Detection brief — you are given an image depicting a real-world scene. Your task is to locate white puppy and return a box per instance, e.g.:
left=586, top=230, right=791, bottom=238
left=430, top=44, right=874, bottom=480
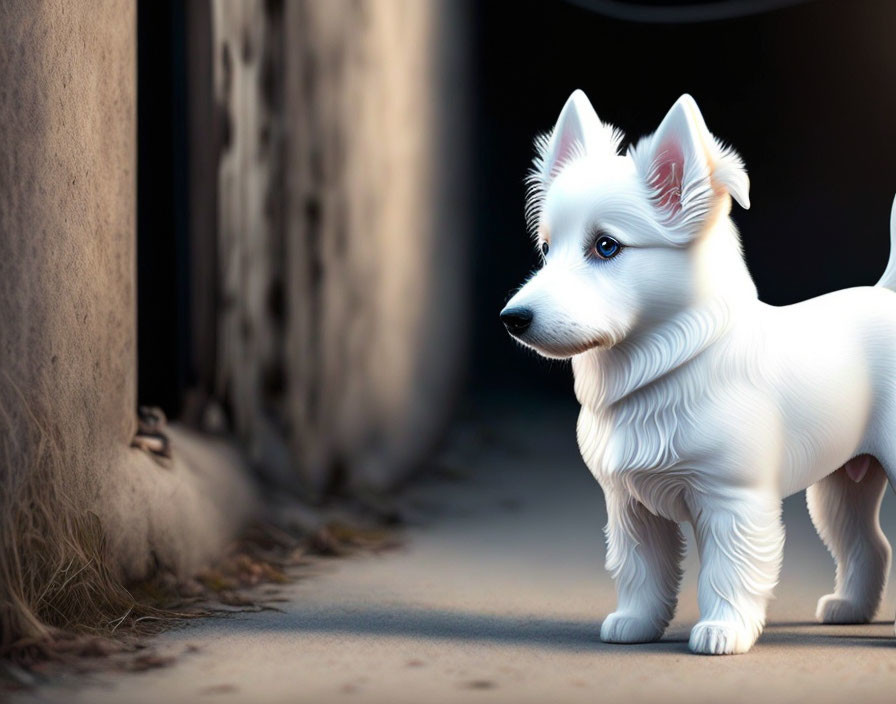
left=501, top=90, right=896, bottom=655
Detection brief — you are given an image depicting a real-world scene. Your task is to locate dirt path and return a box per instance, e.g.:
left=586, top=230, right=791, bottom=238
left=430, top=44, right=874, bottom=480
left=16, top=400, right=896, bottom=703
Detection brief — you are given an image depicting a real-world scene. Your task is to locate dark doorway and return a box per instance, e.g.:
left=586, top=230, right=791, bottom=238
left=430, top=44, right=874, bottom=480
left=136, top=0, right=192, bottom=417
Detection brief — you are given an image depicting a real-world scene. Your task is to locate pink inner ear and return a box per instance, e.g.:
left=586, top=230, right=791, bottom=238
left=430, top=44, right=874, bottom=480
left=649, top=141, right=684, bottom=216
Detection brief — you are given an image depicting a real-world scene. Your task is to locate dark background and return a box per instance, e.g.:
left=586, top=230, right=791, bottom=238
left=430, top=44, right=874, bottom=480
left=471, top=0, right=896, bottom=398
left=138, top=0, right=896, bottom=413
left=138, top=0, right=191, bottom=414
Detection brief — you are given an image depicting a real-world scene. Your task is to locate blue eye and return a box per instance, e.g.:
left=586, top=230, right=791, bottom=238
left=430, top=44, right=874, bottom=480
left=593, top=235, right=621, bottom=259
left=541, top=241, right=549, bottom=256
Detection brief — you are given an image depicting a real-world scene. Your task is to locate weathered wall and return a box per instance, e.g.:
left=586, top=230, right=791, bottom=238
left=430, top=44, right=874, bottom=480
left=0, top=0, right=137, bottom=482
left=212, top=0, right=292, bottom=485
left=212, top=0, right=468, bottom=492
left=0, top=0, right=255, bottom=648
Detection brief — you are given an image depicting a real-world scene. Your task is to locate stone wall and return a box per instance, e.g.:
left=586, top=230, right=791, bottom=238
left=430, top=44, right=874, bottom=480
left=0, top=0, right=254, bottom=649
left=212, top=0, right=469, bottom=492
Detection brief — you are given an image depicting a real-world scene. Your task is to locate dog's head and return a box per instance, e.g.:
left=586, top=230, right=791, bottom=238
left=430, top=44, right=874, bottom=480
left=500, top=90, right=751, bottom=359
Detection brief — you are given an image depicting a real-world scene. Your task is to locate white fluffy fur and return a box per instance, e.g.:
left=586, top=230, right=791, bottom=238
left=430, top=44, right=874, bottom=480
left=503, top=90, right=896, bottom=655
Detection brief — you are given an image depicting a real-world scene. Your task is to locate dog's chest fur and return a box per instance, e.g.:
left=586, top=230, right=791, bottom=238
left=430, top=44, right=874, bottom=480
left=571, top=305, right=738, bottom=520
left=576, top=379, right=699, bottom=521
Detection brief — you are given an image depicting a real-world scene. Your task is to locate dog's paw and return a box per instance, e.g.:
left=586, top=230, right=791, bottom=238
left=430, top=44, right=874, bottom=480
left=816, top=594, right=872, bottom=624
left=600, top=612, right=663, bottom=644
left=688, top=620, right=754, bottom=655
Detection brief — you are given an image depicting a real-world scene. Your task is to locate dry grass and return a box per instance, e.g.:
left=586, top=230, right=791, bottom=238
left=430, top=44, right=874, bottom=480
left=0, top=377, right=402, bottom=684
left=0, top=379, right=172, bottom=670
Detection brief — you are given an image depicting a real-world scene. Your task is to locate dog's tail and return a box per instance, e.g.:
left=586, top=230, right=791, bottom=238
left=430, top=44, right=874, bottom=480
left=877, top=195, right=896, bottom=291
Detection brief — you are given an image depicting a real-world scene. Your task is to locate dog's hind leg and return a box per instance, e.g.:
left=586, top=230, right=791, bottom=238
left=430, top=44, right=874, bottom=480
left=600, top=489, right=685, bottom=644
left=807, top=459, right=890, bottom=624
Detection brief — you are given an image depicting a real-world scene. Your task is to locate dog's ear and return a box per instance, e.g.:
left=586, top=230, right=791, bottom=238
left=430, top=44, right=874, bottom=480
left=526, top=90, right=622, bottom=232
left=631, top=95, right=749, bottom=243
left=538, top=90, right=620, bottom=183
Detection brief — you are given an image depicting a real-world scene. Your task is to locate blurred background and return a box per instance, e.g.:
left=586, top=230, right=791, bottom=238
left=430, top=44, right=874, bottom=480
left=135, top=0, right=896, bottom=492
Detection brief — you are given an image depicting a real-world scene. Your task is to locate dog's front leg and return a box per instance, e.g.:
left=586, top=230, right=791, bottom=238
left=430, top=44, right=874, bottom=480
left=600, top=489, right=685, bottom=644
left=690, top=491, right=784, bottom=655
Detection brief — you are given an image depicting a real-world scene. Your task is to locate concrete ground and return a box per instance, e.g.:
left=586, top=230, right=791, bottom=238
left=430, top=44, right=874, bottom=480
left=16, top=399, right=896, bottom=704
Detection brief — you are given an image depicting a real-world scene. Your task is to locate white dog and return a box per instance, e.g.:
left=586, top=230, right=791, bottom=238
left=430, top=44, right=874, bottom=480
left=501, top=89, right=896, bottom=655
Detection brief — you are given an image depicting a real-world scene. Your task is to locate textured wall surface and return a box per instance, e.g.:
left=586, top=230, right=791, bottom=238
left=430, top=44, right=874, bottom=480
left=0, top=0, right=138, bottom=474
left=0, top=0, right=254, bottom=647
left=213, top=0, right=290, bottom=484
left=213, top=0, right=468, bottom=492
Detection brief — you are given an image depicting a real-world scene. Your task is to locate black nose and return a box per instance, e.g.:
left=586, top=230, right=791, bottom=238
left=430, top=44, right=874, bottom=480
left=500, top=307, right=533, bottom=335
